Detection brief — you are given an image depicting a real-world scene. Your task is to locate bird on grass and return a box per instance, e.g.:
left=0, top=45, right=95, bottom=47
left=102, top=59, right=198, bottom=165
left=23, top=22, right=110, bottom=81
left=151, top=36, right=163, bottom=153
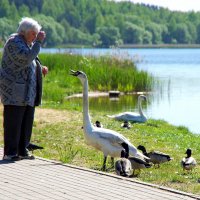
left=27, top=143, right=44, bottom=152
left=115, top=150, right=132, bottom=177
left=181, top=148, right=197, bottom=171
left=121, top=120, right=131, bottom=129
left=137, top=145, right=172, bottom=168
left=107, top=95, right=147, bottom=123
left=128, top=156, right=152, bottom=176
left=70, top=70, right=149, bottom=171
left=94, top=120, right=103, bottom=128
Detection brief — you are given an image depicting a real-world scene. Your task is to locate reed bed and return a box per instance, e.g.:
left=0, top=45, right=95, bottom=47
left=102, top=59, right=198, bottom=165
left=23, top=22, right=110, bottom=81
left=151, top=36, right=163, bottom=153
left=39, top=53, right=155, bottom=105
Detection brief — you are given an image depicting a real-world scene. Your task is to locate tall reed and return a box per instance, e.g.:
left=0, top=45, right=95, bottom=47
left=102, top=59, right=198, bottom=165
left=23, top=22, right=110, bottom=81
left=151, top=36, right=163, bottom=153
left=39, top=53, right=155, bottom=104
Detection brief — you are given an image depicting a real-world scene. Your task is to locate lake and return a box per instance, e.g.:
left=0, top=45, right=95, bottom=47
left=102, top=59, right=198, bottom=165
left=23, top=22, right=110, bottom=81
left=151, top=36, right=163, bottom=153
left=42, top=48, right=200, bottom=134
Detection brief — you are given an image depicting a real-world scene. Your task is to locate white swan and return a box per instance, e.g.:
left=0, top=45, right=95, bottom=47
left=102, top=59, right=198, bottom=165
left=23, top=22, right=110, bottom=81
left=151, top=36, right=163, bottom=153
left=70, top=70, right=148, bottom=170
left=181, top=148, right=197, bottom=171
left=107, top=95, right=147, bottom=123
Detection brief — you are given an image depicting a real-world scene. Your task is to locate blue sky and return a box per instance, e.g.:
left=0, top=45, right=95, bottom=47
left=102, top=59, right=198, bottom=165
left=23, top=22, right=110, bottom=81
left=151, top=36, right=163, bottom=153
left=114, top=0, right=200, bottom=12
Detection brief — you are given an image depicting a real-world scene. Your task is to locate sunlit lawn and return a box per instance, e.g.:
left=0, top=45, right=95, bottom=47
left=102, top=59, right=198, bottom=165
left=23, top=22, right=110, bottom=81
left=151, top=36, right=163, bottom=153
left=0, top=105, right=199, bottom=194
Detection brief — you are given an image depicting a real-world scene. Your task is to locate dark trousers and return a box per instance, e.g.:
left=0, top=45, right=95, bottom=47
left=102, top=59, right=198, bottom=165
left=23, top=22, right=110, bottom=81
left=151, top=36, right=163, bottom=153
left=3, top=105, right=35, bottom=156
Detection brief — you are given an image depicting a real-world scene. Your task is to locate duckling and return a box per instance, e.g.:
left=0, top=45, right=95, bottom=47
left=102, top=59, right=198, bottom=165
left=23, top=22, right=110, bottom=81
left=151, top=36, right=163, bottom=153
left=137, top=145, right=172, bottom=168
left=94, top=120, right=103, bottom=128
left=181, top=148, right=197, bottom=171
left=128, top=156, right=152, bottom=176
left=115, top=150, right=132, bottom=177
left=121, top=120, right=131, bottom=129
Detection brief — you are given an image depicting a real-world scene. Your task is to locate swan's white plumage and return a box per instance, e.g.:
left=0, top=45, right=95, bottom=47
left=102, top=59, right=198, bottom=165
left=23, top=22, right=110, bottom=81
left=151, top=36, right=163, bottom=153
left=107, top=95, right=147, bottom=122
left=71, top=70, right=148, bottom=169
left=86, top=126, right=144, bottom=158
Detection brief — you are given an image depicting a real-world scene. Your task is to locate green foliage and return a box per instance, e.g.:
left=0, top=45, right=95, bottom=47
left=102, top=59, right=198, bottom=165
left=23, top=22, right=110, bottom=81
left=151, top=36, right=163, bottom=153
left=39, top=53, right=154, bottom=104
left=0, top=0, right=200, bottom=47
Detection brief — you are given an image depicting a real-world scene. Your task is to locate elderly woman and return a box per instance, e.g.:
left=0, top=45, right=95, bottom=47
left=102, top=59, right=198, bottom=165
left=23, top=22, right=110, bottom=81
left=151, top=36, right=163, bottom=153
left=0, top=17, right=48, bottom=161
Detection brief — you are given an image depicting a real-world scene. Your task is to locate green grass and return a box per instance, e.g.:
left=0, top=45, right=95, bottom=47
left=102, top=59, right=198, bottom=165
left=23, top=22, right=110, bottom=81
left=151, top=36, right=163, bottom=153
left=39, top=53, right=155, bottom=105
left=21, top=108, right=200, bottom=195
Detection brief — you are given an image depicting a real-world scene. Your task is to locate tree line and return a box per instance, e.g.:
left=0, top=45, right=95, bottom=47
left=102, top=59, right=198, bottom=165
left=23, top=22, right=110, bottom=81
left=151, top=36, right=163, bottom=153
left=1, top=0, right=200, bottom=47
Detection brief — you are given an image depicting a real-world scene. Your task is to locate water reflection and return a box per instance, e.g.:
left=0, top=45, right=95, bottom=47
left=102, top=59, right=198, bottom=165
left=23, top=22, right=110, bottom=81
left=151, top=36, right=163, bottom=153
left=67, top=94, right=149, bottom=114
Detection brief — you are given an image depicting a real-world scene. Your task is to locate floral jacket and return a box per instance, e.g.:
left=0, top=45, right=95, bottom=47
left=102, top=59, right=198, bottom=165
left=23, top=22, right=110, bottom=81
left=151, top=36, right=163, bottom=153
left=0, top=34, right=42, bottom=107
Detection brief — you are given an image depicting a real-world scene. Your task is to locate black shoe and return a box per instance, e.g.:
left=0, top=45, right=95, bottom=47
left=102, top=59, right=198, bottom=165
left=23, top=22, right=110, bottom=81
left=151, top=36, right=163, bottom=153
left=19, top=153, right=35, bottom=160
left=27, top=143, right=44, bottom=151
left=3, top=155, right=21, bottom=161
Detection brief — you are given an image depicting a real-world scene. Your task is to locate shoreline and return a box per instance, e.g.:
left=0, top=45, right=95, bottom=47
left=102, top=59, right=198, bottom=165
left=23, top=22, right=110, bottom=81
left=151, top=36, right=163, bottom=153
left=118, top=44, right=200, bottom=49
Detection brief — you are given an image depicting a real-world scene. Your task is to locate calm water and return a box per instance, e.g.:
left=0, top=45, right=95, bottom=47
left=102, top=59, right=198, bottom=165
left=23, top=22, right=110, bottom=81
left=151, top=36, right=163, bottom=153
left=42, top=48, right=200, bottom=134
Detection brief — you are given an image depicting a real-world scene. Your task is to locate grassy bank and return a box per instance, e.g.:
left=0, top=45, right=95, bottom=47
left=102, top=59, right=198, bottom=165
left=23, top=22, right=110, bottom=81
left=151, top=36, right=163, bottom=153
left=1, top=105, right=199, bottom=194
left=39, top=53, right=155, bottom=106
left=15, top=107, right=200, bottom=195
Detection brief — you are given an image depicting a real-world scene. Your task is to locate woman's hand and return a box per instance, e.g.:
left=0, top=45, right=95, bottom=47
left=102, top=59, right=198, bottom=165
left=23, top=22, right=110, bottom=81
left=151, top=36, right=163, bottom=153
left=36, top=31, right=46, bottom=43
left=42, top=66, right=48, bottom=77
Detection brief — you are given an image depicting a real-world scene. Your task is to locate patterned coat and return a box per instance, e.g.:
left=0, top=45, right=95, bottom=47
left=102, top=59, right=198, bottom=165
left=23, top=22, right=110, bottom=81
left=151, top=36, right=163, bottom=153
left=0, top=34, right=43, bottom=107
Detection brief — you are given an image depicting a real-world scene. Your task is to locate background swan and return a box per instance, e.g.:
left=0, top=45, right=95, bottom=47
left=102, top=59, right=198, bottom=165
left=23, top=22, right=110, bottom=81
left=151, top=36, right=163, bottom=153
left=107, top=95, right=147, bottom=123
left=70, top=70, right=148, bottom=170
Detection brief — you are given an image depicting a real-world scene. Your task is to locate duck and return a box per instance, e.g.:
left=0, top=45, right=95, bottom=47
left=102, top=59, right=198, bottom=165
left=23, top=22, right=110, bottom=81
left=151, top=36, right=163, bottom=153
left=82, top=120, right=103, bottom=129
left=107, top=95, right=147, bottom=123
left=115, top=150, right=132, bottom=177
left=121, top=120, right=131, bottom=129
left=27, top=143, right=44, bottom=152
left=128, top=156, right=151, bottom=176
left=137, top=145, right=172, bottom=168
left=70, top=70, right=149, bottom=171
left=94, top=120, right=103, bottom=128
left=181, top=148, right=197, bottom=171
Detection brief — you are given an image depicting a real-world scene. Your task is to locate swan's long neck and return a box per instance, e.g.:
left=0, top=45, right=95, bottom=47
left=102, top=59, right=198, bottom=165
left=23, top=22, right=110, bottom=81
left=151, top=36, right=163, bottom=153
left=82, top=79, right=92, bottom=129
left=138, top=97, right=145, bottom=117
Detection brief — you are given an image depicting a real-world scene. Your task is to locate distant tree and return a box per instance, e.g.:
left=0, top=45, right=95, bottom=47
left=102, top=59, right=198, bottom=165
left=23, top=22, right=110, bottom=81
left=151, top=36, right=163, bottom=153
left=18, top=4, right=30, bottom=17
left=0, top=18, right=15, bottom=42
left=7, top=2, right=19, bottom=19
left=0, top=0, right=200, bottom=47
left=9, top=0, right=43, bottom=14
left=60, top=19, right=71, bottom=43
left=186, top=23, right=197, bottom=43
left=124, top=15, right=145, bottom=27
left=96, top=26, right=121, bottom=47
left=171, top=23, right=191, bottom=44
left=146, top=23, right=162, bottom=44
left=69, top=27, right=99, bottom=46
left=0, top=0, right=10, bottom=17
left=196, top=23, right=200, bottom=44
left=143, top=31, right=152, bottom=44
left=42, top=0, right=65, bottom=19
left=122, top=22, right=144, bottom=44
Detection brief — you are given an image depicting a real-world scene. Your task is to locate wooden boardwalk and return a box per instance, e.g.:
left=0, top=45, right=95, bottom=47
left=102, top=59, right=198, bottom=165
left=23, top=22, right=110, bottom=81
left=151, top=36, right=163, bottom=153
left=0, top=148, right=199, bottom=200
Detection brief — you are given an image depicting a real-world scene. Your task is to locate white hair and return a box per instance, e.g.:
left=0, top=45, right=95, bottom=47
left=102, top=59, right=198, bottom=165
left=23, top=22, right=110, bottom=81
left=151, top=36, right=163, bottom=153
left=17, top=17, right=42, bottom=34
